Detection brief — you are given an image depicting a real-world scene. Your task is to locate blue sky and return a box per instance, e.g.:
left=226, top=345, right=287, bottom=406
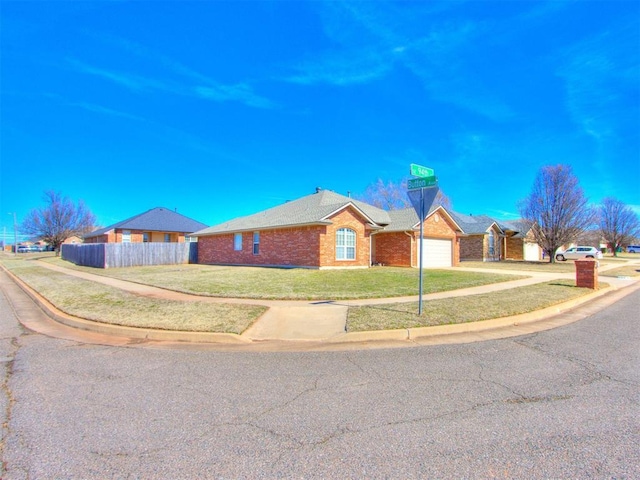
left=1, top=1, right=639, bottom=241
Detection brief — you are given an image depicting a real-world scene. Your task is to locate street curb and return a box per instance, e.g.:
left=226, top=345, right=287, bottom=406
left=1, top=265, right=251, bottom=344
left=2, top=262, right=639, bottom=347
left=327, top=278, right=640, bottom=344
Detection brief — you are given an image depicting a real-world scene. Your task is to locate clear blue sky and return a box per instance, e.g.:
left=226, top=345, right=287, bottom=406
left=1, top=1, right=639, bottom=241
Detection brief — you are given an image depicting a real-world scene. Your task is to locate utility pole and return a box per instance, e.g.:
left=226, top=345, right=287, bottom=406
left=8, top=213, right=17, bottom=255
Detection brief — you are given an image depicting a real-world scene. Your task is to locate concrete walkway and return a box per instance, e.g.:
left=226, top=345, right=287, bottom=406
left=4, top=257, right=640, bottom=345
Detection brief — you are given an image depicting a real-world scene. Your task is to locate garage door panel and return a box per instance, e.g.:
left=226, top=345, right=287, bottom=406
left=419, top=238, right=452, bottom=268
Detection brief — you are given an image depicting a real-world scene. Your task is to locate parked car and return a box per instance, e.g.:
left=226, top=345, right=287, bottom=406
left=627, top=245, right=640, bottom=254
left=16, top=245, right=30, bottom=253
left=555, top=246, right=603, bottom=261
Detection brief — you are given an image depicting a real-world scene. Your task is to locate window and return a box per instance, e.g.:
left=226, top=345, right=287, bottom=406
left=122, top=230, right=131, bottom=243
left=164, top=233, right=171, bottom=243
left=488, top=230, right=495, bottom=256
left=253, top=232, right=260, bottom=255
left=143, top=232, right=150, bottom=243
left=336, top=228, right=356, bottom=260
left=234, top=233, right=242, bottom=251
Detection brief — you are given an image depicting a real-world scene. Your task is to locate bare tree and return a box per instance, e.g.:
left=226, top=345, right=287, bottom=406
left=519, top=165, right=595, bottom=263
left=598, top=197, right=640, bottom=256
left=21, top=191, right=96, bottom=254
left=358, top=178, right=451, bottom=211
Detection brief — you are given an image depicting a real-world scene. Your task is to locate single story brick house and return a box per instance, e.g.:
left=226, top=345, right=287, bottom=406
left=84, top=207, right=208, bottom=244
left=450, top=212, right=505, bottom=262
left=192, top=189, right=462, bottom=269
left=499, top=219, right=543, bottom=261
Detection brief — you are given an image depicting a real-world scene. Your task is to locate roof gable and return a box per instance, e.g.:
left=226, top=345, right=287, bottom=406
left=380, top=205, right=462, bottom=233
left=85, top=207, right=208, bottom=238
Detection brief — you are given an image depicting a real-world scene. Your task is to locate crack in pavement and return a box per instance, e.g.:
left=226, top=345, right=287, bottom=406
left=512, top=336, right=636, bottom=387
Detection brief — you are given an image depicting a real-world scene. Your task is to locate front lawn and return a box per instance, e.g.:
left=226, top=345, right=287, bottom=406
left=42, top=257, right=526, bottom=300
left=347, top=280, right=601, bottom=332
left=1, top=258, right=266, bottom=333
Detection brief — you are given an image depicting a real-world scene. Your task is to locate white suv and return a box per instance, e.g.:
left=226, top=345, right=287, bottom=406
left=555, top=246, right=603, bottom=261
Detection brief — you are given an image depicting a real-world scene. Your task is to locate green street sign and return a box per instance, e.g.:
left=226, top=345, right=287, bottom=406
left=408, top=176, right=437, bottom=189
left=410, top=163, right=435, bottom=178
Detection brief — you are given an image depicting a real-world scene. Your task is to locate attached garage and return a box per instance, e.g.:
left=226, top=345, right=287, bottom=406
left=419, top=238, right=453, bottom=268
left=524, top=242, right=541, bottom=261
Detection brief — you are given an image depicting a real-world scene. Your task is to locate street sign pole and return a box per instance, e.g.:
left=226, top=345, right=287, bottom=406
left=418, top=187, right=424, bottom=315
left=408, top=163, right=437, bottom=316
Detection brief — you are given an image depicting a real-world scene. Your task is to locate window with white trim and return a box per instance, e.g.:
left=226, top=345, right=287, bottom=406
left=122, top=230, right=131, bottom=243
left=488, top=230, right=495, bottom=256
left=253, top=232, right=260, bottom=255
left=336, top=228, right=356, bottom=260
left=234, top=233, right=242, bottom=251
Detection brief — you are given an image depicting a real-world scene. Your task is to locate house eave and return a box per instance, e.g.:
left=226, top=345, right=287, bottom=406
left=192, top=221, right=333, bottom=236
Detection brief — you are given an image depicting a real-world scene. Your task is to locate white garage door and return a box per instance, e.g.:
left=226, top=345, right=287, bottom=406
left=524, top=242, right=541, bottom=261
left=419, top=238, right=452, bottom=268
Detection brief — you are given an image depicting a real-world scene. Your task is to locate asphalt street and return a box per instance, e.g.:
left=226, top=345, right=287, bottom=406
left=1, top=286, right=638, bottom=479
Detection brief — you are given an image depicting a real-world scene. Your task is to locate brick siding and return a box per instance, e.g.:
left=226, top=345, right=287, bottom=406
left=85, top=229, right=185, bottom=244
left=505, top=236, right=524, bottom=260
left=460, top=226, right=502, bottom=261
left=197, top=207, right=371, bottom=268
left=374, top=232, right=413, bottom=266
left=374, top=210, right=460, bottom=267
left=575, top=259, right=598, bottom=289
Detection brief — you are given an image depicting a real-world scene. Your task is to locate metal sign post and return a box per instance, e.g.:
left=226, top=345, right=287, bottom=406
left=418, top=187, right=424, bottom=315
left=407, top=164, right=439, bottom=316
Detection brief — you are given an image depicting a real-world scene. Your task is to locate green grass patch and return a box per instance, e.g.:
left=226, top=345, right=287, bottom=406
left=599, top=265, right=640, bottom=277
left=346, top=280, right=602, bottom=332
left=1, top=257, right=266, bottom=333
left=41, top=257, right=525, bottom=300
left=460, top=258, right=629, bottom=273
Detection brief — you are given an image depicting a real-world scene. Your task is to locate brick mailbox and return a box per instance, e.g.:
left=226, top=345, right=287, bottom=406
left=575, top=259, right=599, bottom=289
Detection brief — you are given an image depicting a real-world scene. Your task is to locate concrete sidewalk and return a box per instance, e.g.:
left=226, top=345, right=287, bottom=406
left=3, top=257, right=639, bottom=346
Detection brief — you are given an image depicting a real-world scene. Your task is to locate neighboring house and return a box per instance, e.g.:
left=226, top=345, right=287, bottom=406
left=450, top=212, right=504, bottom=262
left=499, top=220, right=542, bottom=261
left=84, top=207, right=208, bottom=244
left=63, top=236, right=83, bottom=245
left=192, top=189, right=461, bottom=269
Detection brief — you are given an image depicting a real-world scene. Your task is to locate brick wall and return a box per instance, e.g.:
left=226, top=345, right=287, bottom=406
left=575, top=259, right=598, bottom=289
left=460, top=226, right=502, bottom=261
left=460, top=236, right=484, bottom=260
left=373, top=210, right=461, bottom=267
left=505, top=236, right=524, bottom=260
left=197, top=207, right=372, bottom=268
left=319, top=209, right=371, bottom=267
left=197, top=227, right=322, bottom=267
left=373, top=232, right=413, bottom=266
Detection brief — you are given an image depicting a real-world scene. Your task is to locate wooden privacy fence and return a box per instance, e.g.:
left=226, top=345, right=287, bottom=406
left=62, top=242, right=198, bottom=268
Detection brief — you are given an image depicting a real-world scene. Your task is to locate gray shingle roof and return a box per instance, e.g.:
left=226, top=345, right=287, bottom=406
left=499, top=219, right=533, bottom=238
left=85, top=207, right=208, bottom=238
left=192, top=190, right=391, bottom=236
left=380, top=205, right=463, bottom=233
left=449, top=211, right=502, bottom=235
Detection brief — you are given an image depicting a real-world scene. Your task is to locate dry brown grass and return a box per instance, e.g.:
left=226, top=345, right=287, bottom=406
left=2, top=258, right=266, bottom=333
left=347, top=280, right=601, bottom=332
